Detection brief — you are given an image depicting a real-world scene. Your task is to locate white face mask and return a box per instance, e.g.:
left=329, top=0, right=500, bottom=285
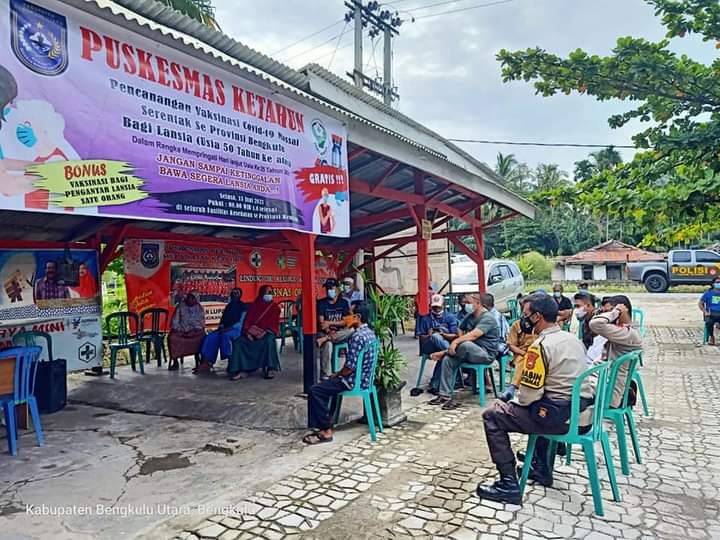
left=575, top=307, right=587, bottom=320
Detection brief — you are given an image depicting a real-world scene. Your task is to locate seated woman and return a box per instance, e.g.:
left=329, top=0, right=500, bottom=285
left=195, top=288, right=248, bottom=373
left=228, top=285, right=281, bottom=380
left=168, top=291, right=206, bottom=371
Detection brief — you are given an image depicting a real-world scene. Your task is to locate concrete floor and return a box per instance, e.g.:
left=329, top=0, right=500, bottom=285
left=0, top=292, right=706, bottom=540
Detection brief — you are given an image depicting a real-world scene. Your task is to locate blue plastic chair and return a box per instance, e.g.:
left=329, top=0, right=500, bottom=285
left=602, top=351, right=643, bottom=475
left=331, top=342, right=349, bottom=372
left=415, top=354, right=430, bottom=390
left=451, top=361, right=498, bottom=406
left=106, top=311, right=144, bottom=378
left=519, top=361, right=620, bottom=517
left=0, top=346, right=44, bottom=456
left=497, top=353, right=513, bottom=392
left=332, top=340, right=383, bottom=441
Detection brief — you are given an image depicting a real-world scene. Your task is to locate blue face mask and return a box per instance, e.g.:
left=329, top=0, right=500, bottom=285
left=16, top=123, right=37, bottom=148
left=714, top=283, right=720, bottom=290
left=342, top=285, right=352, bottom=294
left=262, top=294, right=273, bottom=302
left=327, top=289, right=337, bottom=299
left=464, top=303, right=474, bottom=314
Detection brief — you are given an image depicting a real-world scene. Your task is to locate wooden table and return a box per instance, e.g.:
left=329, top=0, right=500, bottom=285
left=0, top=356, right=28, bottom=429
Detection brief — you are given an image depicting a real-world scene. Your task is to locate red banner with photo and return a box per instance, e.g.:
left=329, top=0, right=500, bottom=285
left=124, top=239, right=336, bottom=329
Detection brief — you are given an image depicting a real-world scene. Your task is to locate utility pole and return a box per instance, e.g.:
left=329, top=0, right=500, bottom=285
left=353, top=0, right=363, bottom=89
left=344, top=1, right=402, bottom=105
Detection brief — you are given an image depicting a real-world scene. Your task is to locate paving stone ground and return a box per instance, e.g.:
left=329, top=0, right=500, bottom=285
left=166, top=326, right=720, bottom=540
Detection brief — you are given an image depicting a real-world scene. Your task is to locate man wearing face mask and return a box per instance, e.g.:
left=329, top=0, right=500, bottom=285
left=589, top=295, right=643, bottom=408
left=574, top=293, right=607, bottom=365
left=341, top=277, right=364, bottom=308
left=428, top=293, right=499, bottom=410
left=412, top=294, right=459, bottom=396
left=552, top=284, right=573, bottom=327
left=196, top=288, right=248, bottom=373
left=316, top=278, right=353, bottom=380
left=476, top=293, right=594, bottom=505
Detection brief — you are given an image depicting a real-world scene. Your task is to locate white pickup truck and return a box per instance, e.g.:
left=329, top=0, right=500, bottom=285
left=627, top=249, right=720, bottom=292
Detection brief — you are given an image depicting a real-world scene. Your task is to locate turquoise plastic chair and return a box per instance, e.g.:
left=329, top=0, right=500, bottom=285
left=279, top=300, right=301, bottom=354
left=451, top=361, right=498, bottom=406
left=12, top=331, right=52, bottom=361
left=0, top=346, right=44, bottom=456
left=602, top=351, right=643, bottom=475
left=506, top=298, right=520, bottom=322
left=106, top=311, right=144, bottom=378
left=331, top=342, right=349, bottom=372
left=519, top=361, right=620, bottom=517
left=414, top=354, right=430, bottom=390
left=332, top=340, right=383, bottom=441
left=631, top=308, right=645, bottom=332
left=497, top=353, right=513, bottom=392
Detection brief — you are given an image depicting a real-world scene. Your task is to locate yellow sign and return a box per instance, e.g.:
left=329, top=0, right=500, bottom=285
left=27, top=160, right=148, bottom=208
left=520, top=344, right=546, bottom=389
left=671, top=265, right=720, bottom=276
left=421, top=219, right=432, bottom=241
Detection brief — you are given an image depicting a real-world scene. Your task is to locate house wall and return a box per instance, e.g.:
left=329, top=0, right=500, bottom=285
left=593, top=264, right=607, bottom=280
left=565, top=265, right=583, bottom=280
left=551, top=266, right=566, bottom=281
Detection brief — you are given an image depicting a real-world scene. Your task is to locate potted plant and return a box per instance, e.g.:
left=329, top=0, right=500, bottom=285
left=369, top=289, right=409, bottom=427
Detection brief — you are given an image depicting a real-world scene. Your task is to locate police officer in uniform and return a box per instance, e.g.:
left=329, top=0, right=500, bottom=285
left=476, top=293, right=595, bottom=504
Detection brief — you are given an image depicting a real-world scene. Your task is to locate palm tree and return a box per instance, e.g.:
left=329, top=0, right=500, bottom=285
left=532, top=163, right=569, bottom=191
left=494, top=152, right=532, bottom=193
left=159, top=0, right=220, bottom=29
left=495, top=152, right=519, bottom=181
left=591, top=146, right=623, bottom=171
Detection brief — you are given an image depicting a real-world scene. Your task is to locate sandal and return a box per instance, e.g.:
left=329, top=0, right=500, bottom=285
left=302, top=432, right=333, bottom=445
left=230, top=372, right=249, bottom=381
left=442, top=399, right=462, bottom=410
left=428, top=396, right=450, bottom=406
left=263, top=368, right=275, bottom=380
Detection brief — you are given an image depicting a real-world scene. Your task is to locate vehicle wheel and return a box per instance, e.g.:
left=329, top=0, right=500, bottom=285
left=644, top=273, right=669, bottom=293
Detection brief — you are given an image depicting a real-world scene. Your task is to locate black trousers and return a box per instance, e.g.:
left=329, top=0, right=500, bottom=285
left=307, top=377, right=346, bottom=431
left=482, top=401, right=571, bottom=467
left=706, top=314, right=720, bottom=338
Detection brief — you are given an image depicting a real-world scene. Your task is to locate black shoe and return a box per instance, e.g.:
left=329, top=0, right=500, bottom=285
left=516, top=450, right=526, bottom=463
left=410, top=387, right=424, bottom=397
left=427, top=387, right=440, bottom=396
left=517, top=465, right=553, bottom=488
left=476, top=474, right=522, bottom=505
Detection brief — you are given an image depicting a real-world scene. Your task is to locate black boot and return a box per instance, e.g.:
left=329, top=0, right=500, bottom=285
left=517, top=461, right=553, bottom=488
left=517, top=442, right=565, bottom=463
left=476, top=462, right=522, bottom=505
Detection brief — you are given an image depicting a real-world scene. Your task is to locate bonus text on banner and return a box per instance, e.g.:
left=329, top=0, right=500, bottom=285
left=27, top=160, right=148, bottom=207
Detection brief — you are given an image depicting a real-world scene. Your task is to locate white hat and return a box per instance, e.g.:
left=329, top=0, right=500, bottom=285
left=430, top=294, right=444, bottom=307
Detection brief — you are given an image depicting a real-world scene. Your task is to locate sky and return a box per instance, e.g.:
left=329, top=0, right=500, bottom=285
left=213, top=0, right=716, bottom=174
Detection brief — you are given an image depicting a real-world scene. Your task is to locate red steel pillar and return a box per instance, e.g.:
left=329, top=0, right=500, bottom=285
left=415, top=172, right=429, bottom=316
left=472, top=209, right=486, bottom=293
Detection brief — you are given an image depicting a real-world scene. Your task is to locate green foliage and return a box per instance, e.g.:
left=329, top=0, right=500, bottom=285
left=496, top=0, right=720, bottom=246
left=158, top=0, right=219, bottom=29
left=517, top=251, right=552, bottom=281
left=368, top=289, right=408, bottom=391
left=102, top=256, right=127, bottom=335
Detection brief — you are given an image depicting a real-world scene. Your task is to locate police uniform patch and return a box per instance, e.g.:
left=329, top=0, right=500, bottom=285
left=520, top=344, right=546, bottom=389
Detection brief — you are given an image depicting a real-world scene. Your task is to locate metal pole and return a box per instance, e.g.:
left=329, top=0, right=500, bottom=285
left=383, top=24, right=392, bottom=105
left=354, top=0, right=363, bottom=88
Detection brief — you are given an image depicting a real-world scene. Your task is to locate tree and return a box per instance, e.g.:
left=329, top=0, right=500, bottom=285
left=159, top=0, right=219, bottom=29
left=496, top=0, right=720, bottom=246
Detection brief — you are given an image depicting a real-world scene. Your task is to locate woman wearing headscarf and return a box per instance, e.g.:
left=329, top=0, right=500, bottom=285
left=195, top=288, right=248, bottom=373
left=72, top=262, right=98, bottom=298
left=168, top=291, right=206, bottom=371
left=228, top=285, right=281, bottom=380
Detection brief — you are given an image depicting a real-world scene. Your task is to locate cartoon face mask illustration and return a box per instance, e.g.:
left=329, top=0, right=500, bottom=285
left=16, top=121, right=36, bottom=147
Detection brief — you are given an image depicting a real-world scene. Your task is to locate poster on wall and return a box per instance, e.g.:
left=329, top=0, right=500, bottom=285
left=0, top=248, right=102, bottom=370
left=0, top=0, right=349, bottom=237
left=124, top=239, right=337, bottom=329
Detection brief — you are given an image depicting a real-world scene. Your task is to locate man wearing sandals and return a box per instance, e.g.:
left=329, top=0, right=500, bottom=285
left=303, top=304, right=376, bottom=445
left=476, top=293, right=594, bottom=505
left=428, top=293, right=499, bottom=411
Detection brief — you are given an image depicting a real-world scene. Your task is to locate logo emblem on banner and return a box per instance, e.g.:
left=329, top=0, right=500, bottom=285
left=311, top=119, right=329, bottom=156
left=11, top=0, right=68, bottom=76
left=141, top=244, right=160, bottom=269
left=250, top=251, right=262, bottom=269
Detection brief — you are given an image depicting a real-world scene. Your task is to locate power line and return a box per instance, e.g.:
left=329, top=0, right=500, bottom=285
left=281, top=29, right=348, bottom=63
left=404, top=0, right=465, bottom=13
left=271, top=19, right=344, bottom=57
left=328, top=21, right=351, bottom=69
left=414, top=0, right=514, bottom=20
left=447, top=138, right=636, bottom=149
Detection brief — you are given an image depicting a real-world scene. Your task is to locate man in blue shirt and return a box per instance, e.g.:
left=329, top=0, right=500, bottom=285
left=341, top=277, right=364, bottom=307
left=303, top=304, right=377, bottom=445
left=413, top=294, right=458, bottom=395
left=699, top=276, right=720, bottom=345
left=316, top=278, right=353, bottom=379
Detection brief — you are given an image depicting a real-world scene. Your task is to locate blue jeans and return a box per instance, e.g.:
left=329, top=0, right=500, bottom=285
left=420, top=333, right=450, bottom=391
left=201, top=327, right=242, bottom=365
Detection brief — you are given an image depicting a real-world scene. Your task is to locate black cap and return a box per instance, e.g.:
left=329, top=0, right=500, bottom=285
left=323, top=278, right=338, bottom=288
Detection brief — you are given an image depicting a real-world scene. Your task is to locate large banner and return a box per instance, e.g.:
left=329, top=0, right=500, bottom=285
left=0, top=0, right=350, bottom=236
left=0, top=248, right=102, bottom=371
left=124, top=239, right=337, bottom=329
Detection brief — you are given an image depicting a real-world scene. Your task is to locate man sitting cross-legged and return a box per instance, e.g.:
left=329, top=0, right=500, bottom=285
left=303, top=304, right=377, bottom=445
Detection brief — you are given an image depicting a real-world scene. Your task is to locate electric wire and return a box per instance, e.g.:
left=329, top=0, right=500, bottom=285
left=447, top=139, right=636, bottom=149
